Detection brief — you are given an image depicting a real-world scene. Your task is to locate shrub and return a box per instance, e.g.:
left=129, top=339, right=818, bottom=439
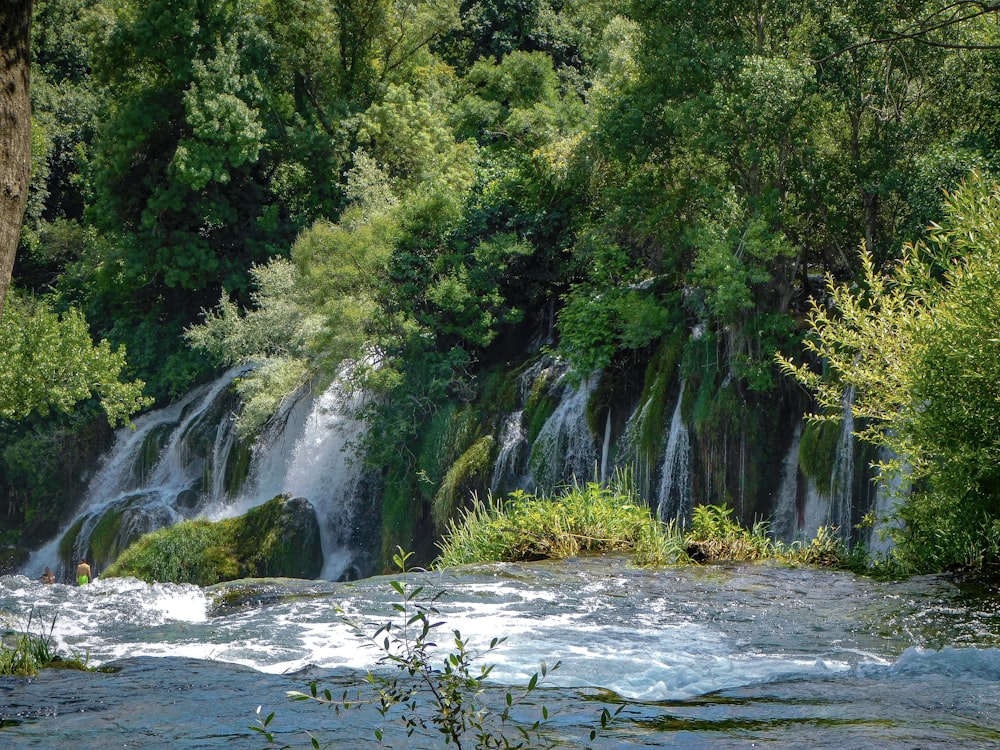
left=436, top=479, right=685, bottom=567
left=0, top=611, right=88, bottom=676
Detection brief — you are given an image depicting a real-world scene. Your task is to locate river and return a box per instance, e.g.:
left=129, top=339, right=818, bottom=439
left=2, top=556, right=1000, bottom=748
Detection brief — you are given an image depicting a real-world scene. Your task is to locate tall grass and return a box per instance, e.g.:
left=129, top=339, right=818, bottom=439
left=0, top=611, right=88, bottom=676
left=437, top=478, right=688, bottom=567
left=437, top=482, right=849, bottom=570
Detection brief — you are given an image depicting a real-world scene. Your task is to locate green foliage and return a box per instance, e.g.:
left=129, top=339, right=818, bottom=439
left=432, top=436, right=497, bottom=530
left=779, top=174, right=1000, bottom=573
left=685, top=505, right=776, bottom=563
left=1, top=412, right=111, bottom=542
left=256, top=547, right=623, bottom=749
left=105, top=519, right=240, bottom=586
left=557, top=241, right=680, bottom=377
left=0, top=295, right=151, bottom=425
left=0, top=611, right=88, bottom=676
left=439, top=486, right=849, bottom=570
left=104, top=495, right=322, bottom=584
left=437, top=479, right=684, bottom=567
left=185, top=259, right=321, bottom=436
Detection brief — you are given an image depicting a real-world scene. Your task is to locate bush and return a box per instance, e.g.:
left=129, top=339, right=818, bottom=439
left=436, top=480, right=848, bottom=570
left=436, top=479, right=686, bottom=567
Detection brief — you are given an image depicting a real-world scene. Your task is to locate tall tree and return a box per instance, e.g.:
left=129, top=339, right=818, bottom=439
left=0, top=0, right=32, bottom=318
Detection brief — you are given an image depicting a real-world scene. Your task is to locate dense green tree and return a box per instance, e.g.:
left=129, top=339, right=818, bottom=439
left=554, top=0, right=1000, bottom=392
left=0, top=293, right=150, bottom=424
left=780, top=175, right=1000, bottom=572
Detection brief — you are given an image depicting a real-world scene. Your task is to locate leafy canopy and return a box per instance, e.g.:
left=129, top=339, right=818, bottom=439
left=0, top=294, right=151, bottom=425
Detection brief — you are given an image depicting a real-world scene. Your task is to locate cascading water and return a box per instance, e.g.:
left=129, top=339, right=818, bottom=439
left=490, top=409, right=527, bottom=493
left=526, top=370, right=599, bottom=491
left=771, top=422, right=803, bottom=542
left=273, top=381, right=367, bottom=581
left=656, top=385, right=692, bottom=525
left=21, top=368, right=371, bottom=582
left=828, top=386, right=857, bottom=535
left=24, top=369, right=248, bottom=579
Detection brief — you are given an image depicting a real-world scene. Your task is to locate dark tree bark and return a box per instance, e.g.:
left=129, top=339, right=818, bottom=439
left=0, top=0, right=32, bottom=319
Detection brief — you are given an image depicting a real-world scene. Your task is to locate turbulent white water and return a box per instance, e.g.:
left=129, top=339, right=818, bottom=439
left=3, top=558, right=1000, bottom=748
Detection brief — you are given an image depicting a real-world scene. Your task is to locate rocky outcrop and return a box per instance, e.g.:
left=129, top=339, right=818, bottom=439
left=103, top=494, right=323, bottom=585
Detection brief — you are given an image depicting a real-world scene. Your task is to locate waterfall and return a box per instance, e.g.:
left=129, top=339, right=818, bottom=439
left=600, top=409, right=612, bottom=483
left=527, top=372, right=599, bottom=491
left=275, top=381, right=366, bottom=581
left=490, top=409, right=527, bottom=493
left=24, top=368, right=248, bottom=578
left=829, top=387, right=856, bottom=535
left=22, top=368, right=369, bottom=581
left=656, top=385, right=692, bottom=525
left=771, top=423, right=803, bottom=541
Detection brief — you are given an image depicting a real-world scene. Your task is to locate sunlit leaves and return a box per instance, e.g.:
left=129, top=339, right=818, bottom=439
left=0, top=295, right=151, bottom=425
left=779, top=174, right=1000, bottom=571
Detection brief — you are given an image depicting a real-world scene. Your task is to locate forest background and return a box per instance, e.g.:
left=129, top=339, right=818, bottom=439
left=3, top=0, right=1000, bottom=575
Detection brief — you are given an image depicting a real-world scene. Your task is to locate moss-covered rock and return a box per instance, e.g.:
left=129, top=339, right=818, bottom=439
left=104, top=494, right=323, bottom=585
left=799, top=419, right=842, bottom=488
left=232, top=495, right=323, bottom=579
left=432, top=436, right=496, bottom=530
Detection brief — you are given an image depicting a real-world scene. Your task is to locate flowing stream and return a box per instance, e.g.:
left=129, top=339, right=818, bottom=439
left=3, top=557, right=1000, bottom=748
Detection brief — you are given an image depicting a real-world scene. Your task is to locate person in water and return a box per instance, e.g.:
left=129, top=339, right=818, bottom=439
left=41, top=567, right=55, bottom=584
left=76, top=559, right=92, bottom=585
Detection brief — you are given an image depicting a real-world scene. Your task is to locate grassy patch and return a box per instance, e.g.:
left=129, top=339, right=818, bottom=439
left=437, top=483, right=849, bottom=570
left=437, top=479, right=688, bottom=567
left=0, top=612, right=88, bottom=676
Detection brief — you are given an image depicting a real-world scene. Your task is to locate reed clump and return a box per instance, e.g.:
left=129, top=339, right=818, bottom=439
left=437, top=479, right=688, bottom=567
left=437, top=483, right=849, bottom=569
left=0, top=611, right=88, bottom=676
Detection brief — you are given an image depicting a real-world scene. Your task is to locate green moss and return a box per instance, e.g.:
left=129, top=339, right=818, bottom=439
left=523, top=367, right=557, bottom=445
left=799, top=419, right=841, bottom=488
left=88, top=509, right=123, bottom=566
left=231, top=496, right=322, bottom=578
left=432, top=436, right=496, bottom=530
left=477, top=366, right=519, bottom=415
left=58, top=516, right=86, bottom=565
left=104, top=495, right=322, bottom=585
left=380, top=473, right=422, bottom=566
left=636, top=333, right=686, bottom=469
left=223, top=437, right=254, bottom=497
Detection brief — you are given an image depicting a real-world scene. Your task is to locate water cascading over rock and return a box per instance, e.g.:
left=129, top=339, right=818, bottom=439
left=656, top=384, right=693, bottom=526
left=483, top=349, right=883, bottom=552
left=23, top=368, right=377, bottom=582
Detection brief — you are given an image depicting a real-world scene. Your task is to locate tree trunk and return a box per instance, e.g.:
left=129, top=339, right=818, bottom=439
left=0, top=0, right=32, bottom=319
